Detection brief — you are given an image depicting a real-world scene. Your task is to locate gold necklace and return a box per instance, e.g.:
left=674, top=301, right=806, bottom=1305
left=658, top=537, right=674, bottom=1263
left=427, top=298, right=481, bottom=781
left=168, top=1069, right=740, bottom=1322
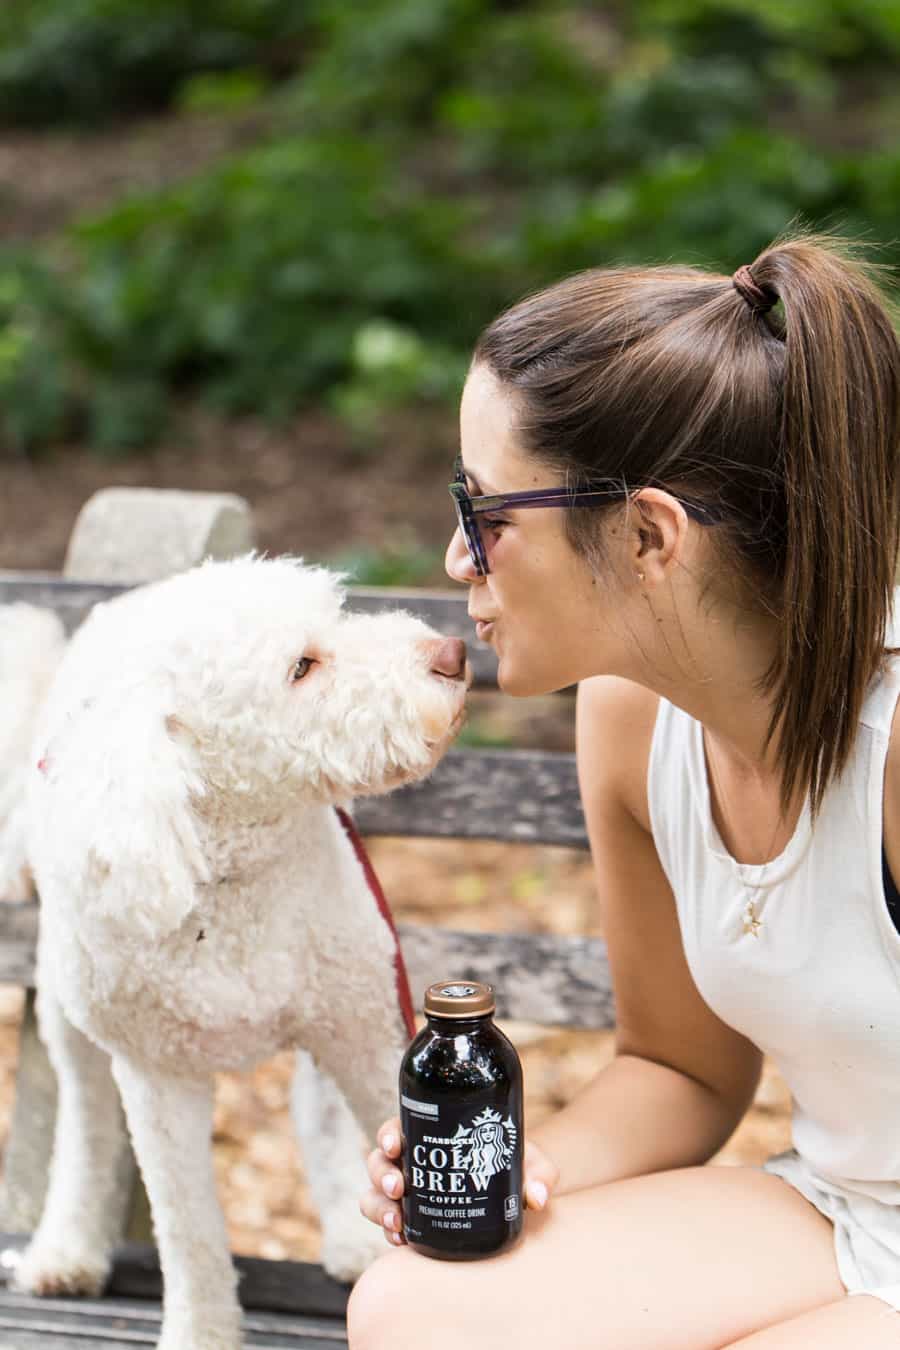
left=704, top=736, right=784, bottom=939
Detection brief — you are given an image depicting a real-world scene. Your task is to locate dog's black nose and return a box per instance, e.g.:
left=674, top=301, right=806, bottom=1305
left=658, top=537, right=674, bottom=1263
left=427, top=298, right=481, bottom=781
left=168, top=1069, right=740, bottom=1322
left=430, top=637, right=467, bottom=680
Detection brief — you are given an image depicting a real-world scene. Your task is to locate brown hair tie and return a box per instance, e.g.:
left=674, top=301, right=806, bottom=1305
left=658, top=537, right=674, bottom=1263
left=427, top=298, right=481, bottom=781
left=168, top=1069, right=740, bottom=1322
left=732, top=264, right=777, bottom=313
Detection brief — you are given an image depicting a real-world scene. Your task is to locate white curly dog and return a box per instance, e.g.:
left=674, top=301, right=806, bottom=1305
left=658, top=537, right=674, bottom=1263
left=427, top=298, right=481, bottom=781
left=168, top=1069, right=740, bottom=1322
left=0, top=553, right=470, bottom=1350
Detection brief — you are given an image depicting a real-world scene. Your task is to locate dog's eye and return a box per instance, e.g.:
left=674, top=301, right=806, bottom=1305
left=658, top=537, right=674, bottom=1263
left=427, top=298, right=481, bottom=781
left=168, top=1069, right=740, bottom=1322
left=291, top=656, right=316, bottom=682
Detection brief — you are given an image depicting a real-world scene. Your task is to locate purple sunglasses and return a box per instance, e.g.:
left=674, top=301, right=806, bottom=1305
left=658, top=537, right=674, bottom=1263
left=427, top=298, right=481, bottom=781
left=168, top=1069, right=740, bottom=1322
left=448, top=455, right=725, bottom=576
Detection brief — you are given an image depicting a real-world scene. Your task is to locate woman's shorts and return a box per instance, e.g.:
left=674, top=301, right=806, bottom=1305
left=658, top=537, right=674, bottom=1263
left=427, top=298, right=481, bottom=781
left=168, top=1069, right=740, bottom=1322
left=763, top=1149, right=900, bottom=1313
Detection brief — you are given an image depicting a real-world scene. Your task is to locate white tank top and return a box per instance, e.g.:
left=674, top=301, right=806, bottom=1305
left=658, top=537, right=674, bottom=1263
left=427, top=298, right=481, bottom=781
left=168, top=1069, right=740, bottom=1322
left=647, top=652, right=900, bottom=1201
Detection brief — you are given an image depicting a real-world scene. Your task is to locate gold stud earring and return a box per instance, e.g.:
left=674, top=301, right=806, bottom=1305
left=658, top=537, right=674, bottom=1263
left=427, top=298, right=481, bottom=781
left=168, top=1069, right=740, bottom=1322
left=636, top=571, right=645, bottom=582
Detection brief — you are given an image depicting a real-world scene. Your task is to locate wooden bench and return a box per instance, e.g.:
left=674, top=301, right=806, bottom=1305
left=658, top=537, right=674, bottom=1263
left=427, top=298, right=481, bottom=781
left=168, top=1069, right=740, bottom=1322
left=0, top=489, right=611, bottom=1348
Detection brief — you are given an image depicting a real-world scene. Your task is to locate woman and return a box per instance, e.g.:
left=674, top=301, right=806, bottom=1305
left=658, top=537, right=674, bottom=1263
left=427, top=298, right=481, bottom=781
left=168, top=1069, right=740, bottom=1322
left=351, top=230, right=900, bottom=1348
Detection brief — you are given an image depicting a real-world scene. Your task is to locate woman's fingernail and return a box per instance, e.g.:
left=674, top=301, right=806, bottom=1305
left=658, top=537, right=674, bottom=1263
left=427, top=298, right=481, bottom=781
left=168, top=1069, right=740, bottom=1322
left=382, top=1174, right=400, bottom=1199
left=391, top=1231, right=404, bottom=1245
left=382, top=1210, right=397, bottom=1231
left=382, top=1132, right=398, bottom=1155
left=528, top=1180, right=548, bottom=1210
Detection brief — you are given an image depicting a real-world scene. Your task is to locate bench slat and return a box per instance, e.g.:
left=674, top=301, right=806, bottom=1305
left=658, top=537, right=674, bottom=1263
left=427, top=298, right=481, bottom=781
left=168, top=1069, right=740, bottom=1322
left=0, top=1309, right=346, bottom=1349
left=0, top=1297, right=347, bottom=1340
left=0, top=737, right=585, bottom=850
left=0, top=1317, right=344, bottom=1349
left=0, top=1329, right=148, bottom=1349
left=0, top=904, right=613, bottom=1030
left=401, top=925, right=613, bottom=1029
left=0, top=905, right=43, bottom=988
left=356, top=748, right=587, bottom=846
left=0, top=575, right=501, bottom=688
left=0, top=1236, right=348, bottom=1323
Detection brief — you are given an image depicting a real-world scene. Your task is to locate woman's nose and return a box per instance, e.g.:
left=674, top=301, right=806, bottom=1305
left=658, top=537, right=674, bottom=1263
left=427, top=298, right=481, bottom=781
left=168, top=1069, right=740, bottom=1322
left=445, top=526, right=480, bottom=584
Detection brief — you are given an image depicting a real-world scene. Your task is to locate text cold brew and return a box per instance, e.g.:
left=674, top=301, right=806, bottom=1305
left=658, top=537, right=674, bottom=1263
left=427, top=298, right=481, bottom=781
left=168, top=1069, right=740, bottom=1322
left=399, top=980, right=524, bottom=1260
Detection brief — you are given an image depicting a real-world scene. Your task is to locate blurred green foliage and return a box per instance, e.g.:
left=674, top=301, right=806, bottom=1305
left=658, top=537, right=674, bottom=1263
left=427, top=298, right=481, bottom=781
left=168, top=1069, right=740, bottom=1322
left=329, top=536, right=447, bottom=587
left=455, top=721, right=516, bottom=751
left=0, top=0, right=898, bottom=452
left=0, top=0, right=306, bottom=125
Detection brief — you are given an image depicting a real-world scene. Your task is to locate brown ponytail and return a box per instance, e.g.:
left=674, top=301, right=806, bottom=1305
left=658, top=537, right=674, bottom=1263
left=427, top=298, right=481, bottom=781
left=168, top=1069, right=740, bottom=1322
left=473, top=225, right=900, bottom=822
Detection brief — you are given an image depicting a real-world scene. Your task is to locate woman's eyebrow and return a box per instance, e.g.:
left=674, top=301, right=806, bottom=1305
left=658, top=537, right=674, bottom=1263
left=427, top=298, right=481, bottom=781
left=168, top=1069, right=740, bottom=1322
left=462, top=463, right=501, bottom=494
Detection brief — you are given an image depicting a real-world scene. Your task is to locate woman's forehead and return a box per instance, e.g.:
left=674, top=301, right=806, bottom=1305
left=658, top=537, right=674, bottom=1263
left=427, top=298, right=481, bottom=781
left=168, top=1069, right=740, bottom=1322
left=459, top=366, right=538, bottom=490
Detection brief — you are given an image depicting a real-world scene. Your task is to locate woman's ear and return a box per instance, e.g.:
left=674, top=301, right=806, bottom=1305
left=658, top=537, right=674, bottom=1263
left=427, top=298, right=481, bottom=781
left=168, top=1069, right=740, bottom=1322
left=630, top=487, right=691, bottom=581
left=44, top=682, right=210, bottom=940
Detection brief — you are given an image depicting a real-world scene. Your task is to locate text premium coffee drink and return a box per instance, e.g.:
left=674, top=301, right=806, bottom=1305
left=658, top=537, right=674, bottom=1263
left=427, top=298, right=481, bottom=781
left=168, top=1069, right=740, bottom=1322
left=399, top=980, right=524, bottom=1260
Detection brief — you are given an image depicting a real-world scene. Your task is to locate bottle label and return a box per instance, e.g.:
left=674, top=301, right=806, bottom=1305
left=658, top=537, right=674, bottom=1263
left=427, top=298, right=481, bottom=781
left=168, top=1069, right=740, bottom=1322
left=402, top=1098, right=523, bottom=1245
left=400, top=1093, right=438, bottom=1118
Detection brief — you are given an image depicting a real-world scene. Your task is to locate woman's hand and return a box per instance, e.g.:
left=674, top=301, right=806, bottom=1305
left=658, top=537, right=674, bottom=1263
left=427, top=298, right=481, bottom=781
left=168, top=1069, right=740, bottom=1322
left=360, top=1117, right=560, bottom=1246
left=522, top=1136, right=560, bottom=1213
left=360, top=1118, right=407, bottom=1246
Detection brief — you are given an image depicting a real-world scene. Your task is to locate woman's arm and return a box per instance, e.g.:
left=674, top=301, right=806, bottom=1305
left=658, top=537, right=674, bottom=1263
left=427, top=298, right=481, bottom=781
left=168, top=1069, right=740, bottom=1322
left=530, top=676, right=762, bottom=1195
left=360, top=676, right=762, bottom=1238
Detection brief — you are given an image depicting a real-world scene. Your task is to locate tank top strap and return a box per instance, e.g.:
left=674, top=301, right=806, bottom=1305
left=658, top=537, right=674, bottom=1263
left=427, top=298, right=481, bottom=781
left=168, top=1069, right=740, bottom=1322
left=646, top=695, right=698, bottom=890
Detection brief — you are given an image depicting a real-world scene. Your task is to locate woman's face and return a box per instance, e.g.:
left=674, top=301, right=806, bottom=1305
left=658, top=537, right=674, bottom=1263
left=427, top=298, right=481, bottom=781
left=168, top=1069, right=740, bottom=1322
left=444, top=362, right=629, bottom=696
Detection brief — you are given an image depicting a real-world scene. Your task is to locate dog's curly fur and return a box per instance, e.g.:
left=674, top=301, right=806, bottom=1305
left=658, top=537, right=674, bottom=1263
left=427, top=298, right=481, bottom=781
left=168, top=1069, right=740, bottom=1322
left=0, top=554, right=470, bottom=1350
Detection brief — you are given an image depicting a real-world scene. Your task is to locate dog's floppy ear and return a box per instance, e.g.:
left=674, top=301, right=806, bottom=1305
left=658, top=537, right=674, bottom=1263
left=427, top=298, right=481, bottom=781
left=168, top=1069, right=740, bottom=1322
left=44, top=681, right=210, bottom=940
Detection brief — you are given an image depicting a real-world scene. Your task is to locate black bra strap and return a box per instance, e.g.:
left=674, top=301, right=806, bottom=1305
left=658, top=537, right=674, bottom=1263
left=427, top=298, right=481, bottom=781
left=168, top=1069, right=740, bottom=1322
left=882, top=841, right=900, bottom=934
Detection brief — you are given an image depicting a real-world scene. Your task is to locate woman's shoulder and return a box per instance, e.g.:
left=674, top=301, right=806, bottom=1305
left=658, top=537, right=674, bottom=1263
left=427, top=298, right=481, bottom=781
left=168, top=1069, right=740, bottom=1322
left=576, top=676, right=660, bottom=835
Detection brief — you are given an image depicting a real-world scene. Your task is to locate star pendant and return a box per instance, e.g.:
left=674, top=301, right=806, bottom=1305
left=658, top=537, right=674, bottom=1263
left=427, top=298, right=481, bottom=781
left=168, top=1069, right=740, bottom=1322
left=742, top=899, right=763, bottom=938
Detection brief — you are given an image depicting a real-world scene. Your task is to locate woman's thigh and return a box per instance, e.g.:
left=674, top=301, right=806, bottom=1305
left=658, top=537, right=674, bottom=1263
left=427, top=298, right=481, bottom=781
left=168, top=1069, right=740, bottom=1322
left=723, top=1294, right=900, bottom=1347
left=347, top=1164, right=846, bottom=1350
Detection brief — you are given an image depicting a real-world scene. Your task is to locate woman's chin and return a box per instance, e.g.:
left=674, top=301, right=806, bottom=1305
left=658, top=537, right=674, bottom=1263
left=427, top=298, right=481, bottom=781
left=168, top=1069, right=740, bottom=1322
left=496, top=660, right=539, bottom=698
left=496, top=656, right=571, bottom=699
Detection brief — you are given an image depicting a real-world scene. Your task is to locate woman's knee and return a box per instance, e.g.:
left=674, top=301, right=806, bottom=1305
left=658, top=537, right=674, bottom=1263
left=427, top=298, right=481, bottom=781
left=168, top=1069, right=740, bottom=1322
left=347, top=1246, right=423, bottom=1350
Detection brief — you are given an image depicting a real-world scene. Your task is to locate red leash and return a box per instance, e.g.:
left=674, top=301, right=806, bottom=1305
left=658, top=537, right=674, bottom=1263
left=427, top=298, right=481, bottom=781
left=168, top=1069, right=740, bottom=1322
left=335, top=807, right=416, bottom=1039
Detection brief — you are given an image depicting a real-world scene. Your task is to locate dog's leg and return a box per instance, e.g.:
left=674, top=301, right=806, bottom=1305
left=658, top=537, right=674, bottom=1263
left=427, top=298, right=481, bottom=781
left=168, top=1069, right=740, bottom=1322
left=291, top=1050, right=385, bottom=1282
left=292, top=1006, right=408, bottom=1283
left=111, top=1059, right=241, bottom=1350
left=15, top=989, right=131, bottom=1297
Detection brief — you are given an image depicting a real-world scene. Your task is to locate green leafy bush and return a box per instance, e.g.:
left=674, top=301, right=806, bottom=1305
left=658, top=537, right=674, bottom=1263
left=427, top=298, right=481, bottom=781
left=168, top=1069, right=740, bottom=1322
left=636, top=0, right=900, bottom=67
left=0, top=0, right=306, bottom=125
left=0, top=255, right=70, bottom=453
left=329, top=537, right=447, bottom=587
left=1, top=0, right=899, bottom=453
left=329, top=321, right=470, bottom=441
left=62, top=136, right=488, bottom=418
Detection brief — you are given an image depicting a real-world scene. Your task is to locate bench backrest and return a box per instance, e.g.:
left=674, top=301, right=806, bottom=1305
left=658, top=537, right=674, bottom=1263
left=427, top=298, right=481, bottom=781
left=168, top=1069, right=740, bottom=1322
left=0, top=570, right=612, bottom=1029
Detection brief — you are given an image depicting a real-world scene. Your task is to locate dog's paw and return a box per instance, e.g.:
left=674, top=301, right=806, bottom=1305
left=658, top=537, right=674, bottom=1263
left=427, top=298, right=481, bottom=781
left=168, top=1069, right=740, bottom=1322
left=320, top=1216, right=385, bottom=1284
left=155, top=1310, right=242, bottom=1350
left=12, top=1239, right=110, bottom=1297
left=156, top=1331, right=241, bottom=1350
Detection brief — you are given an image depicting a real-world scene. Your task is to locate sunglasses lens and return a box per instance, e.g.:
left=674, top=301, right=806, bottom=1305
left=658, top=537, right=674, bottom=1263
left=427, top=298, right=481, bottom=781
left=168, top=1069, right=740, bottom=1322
left=466, top=521, right=486, bottom=574
left=461, top=511, right=482, bottom=573
left=449, top=480, right=489, bottom=574
left=447, top=480, right=488, bottom=575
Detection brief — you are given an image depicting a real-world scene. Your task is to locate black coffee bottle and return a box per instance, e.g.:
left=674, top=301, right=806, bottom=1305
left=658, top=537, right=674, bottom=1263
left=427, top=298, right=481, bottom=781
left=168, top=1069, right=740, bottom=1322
left=399, top=980, right=524, bottom=1260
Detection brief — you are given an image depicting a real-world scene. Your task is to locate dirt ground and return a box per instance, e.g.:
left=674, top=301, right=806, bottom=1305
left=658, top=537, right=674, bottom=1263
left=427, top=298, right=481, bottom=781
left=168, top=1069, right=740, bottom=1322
left=0, top=105, right=793, bottom=1264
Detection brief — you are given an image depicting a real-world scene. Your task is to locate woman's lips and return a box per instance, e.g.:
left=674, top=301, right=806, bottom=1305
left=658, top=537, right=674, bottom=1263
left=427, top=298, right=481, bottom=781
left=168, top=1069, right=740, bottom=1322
left=475, top=620, right=495, bottom=641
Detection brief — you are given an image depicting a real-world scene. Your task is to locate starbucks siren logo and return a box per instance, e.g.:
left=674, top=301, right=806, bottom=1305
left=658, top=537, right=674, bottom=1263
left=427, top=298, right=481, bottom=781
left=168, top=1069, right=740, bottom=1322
left=450, top=1107, right=517, bottom=1192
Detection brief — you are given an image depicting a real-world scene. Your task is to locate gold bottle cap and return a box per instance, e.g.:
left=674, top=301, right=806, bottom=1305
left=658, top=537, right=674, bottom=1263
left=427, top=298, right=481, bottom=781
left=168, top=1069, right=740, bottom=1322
left=423, top=980, right=495, bottom=1019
